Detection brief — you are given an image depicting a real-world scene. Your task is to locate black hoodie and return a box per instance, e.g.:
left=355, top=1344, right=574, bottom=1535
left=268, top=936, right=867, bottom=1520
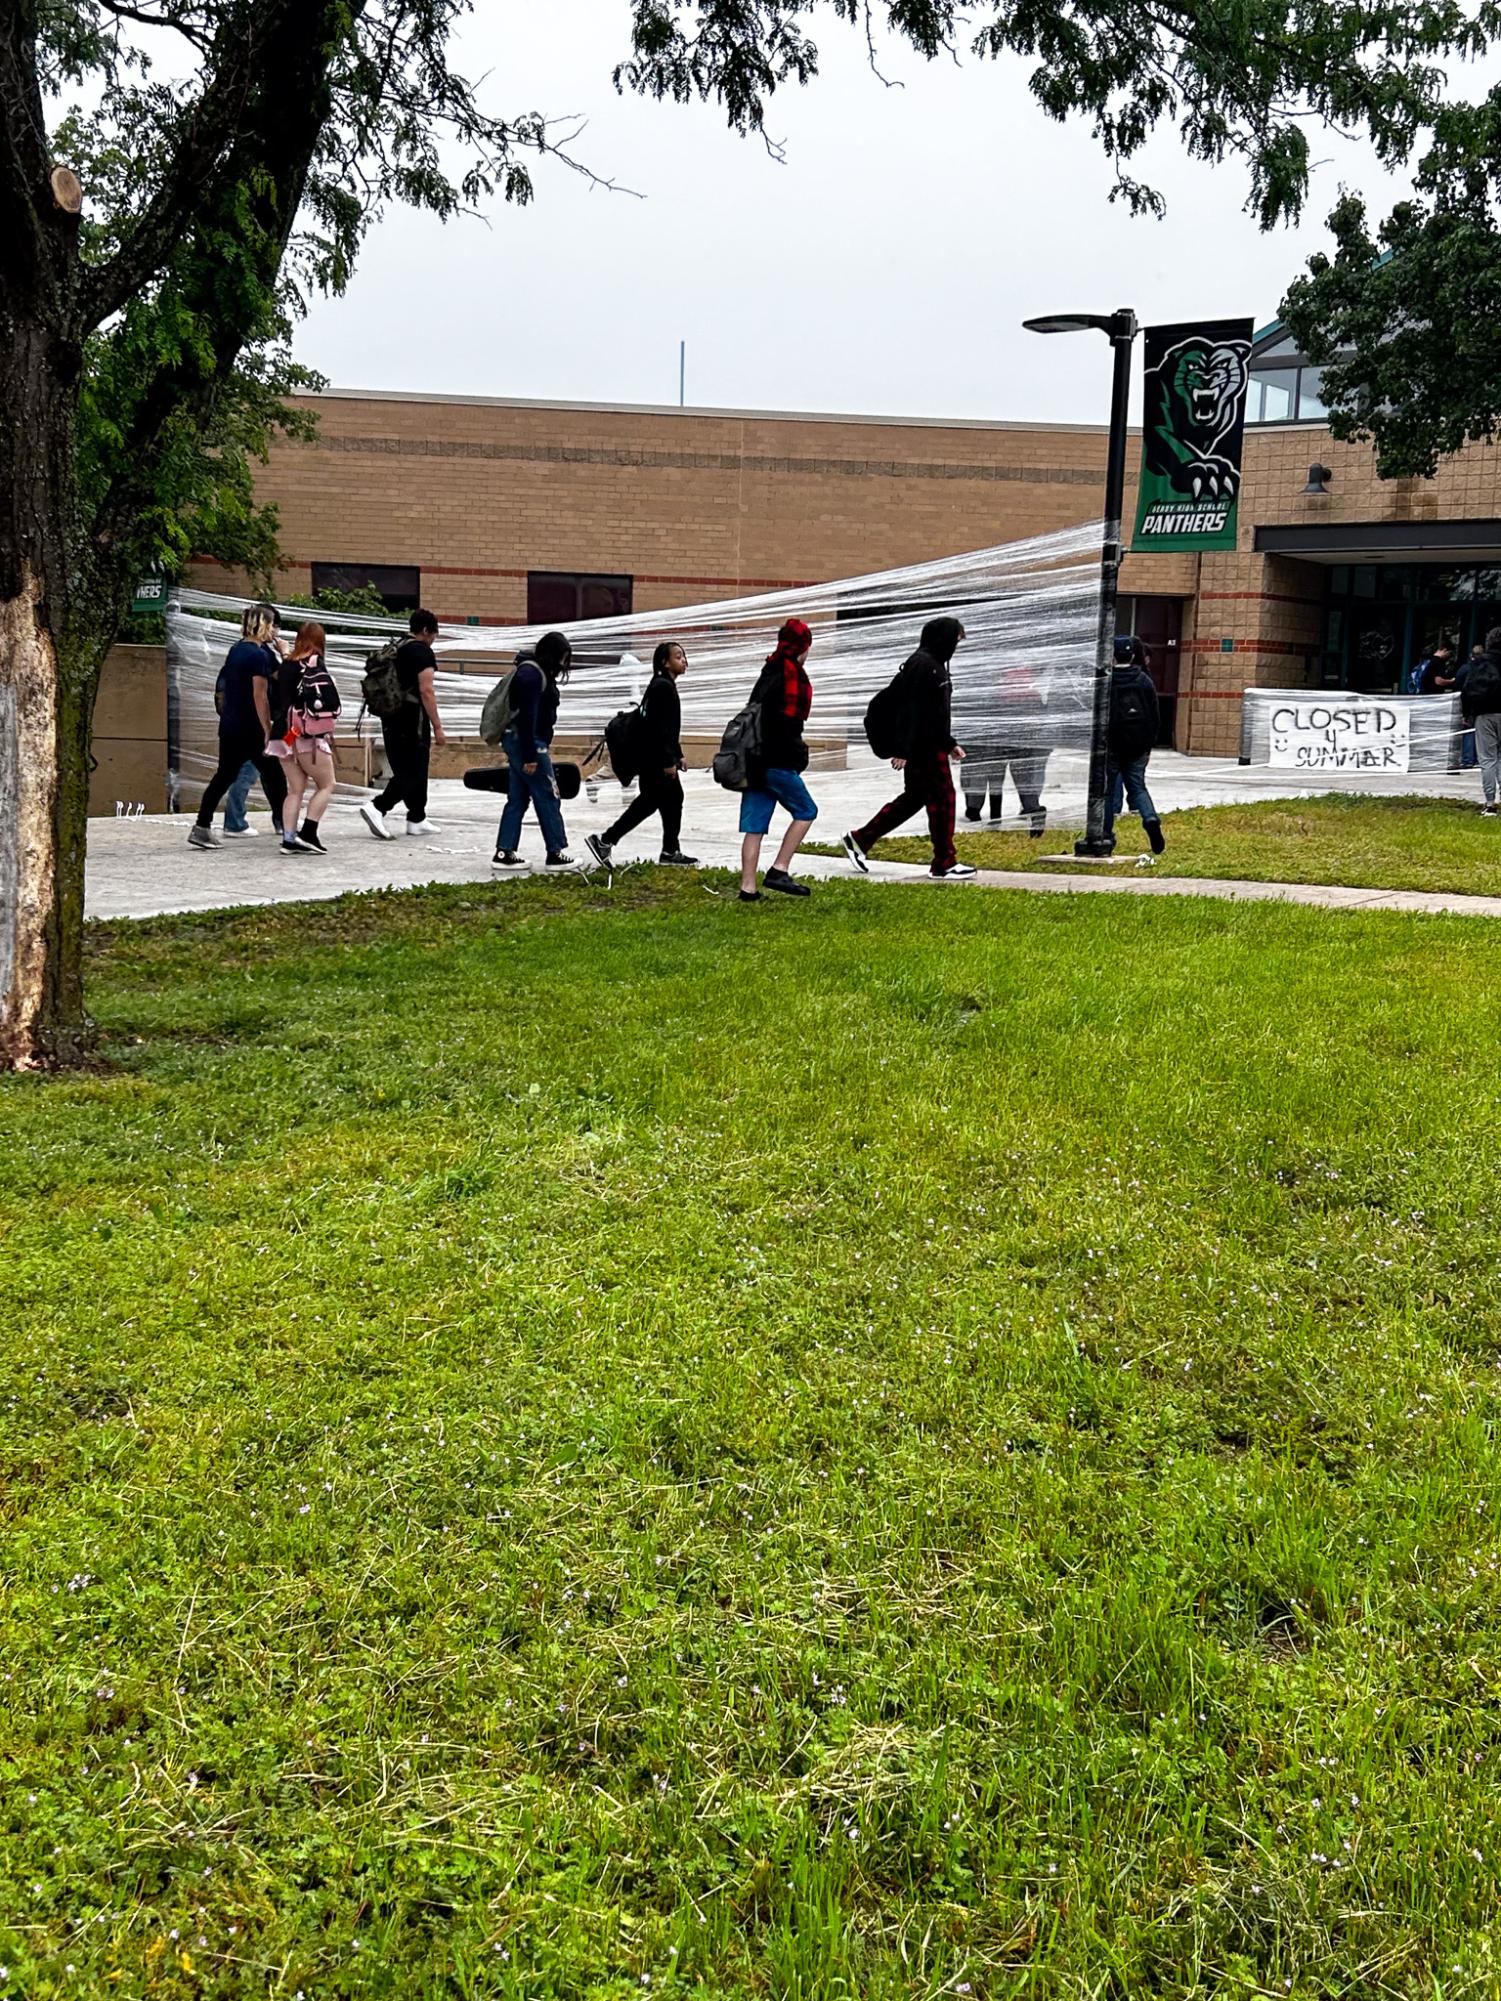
left=894, top=616, right=963, bottom=757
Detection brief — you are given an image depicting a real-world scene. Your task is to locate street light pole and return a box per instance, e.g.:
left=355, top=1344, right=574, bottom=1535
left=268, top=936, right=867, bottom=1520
left=1023, top=306, right=1139, bottom=856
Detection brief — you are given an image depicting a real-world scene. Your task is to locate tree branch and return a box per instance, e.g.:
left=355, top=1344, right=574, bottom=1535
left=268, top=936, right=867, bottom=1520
left=81, top=0, right=365, bottom=331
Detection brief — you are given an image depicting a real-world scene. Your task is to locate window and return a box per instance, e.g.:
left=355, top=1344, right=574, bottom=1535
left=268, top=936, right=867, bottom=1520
left=1251, top=370, right=1294, bottom=422
left=527, top=572, right=633, bottom=626
left=1296, top=366, right=1329, bottom=420
left=309, top=562, right=420, bottom=612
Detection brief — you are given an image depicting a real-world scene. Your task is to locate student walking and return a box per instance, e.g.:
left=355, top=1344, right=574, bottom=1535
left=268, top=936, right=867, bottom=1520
left=962, top=660, right=1050, bottom=836
left=1463, top=625, right=1501, bottom=815
left=188, top=603, right=290, bottom=849
left=360, top=609, right=447, bottom=840
left=586, top=641, right=697, bottom=869
left=1103, top=634, right=1165, bottom=854
left=493, top=630, right=575, bottom=868
left=842, top=616, right=976, bottom=880
left=267, top=622, right=340, bottom=855
left=738, top=618, right=819, bottom=900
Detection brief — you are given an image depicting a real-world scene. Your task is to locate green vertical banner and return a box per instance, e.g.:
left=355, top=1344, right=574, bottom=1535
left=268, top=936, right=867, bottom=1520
left=1131, top=318, right=1253, bottom=552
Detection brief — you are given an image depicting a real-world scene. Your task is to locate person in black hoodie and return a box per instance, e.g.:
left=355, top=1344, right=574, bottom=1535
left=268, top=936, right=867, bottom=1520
left=492, top=629, right=574, bottom=868
left=585, top=641, right=698, bottom=867
left=1104, top=635, right=1165, bottom=855
left=842, top=616, right=977, bottom=880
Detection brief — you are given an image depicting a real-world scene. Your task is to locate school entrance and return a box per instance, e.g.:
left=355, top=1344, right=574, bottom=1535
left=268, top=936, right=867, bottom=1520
left=1325, top=563, right=1501, bottom=691
left=1253, top=521, right=1501, bottom=694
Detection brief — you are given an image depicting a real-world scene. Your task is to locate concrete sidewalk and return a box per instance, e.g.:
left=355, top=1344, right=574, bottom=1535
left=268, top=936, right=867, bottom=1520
left=86, top=768, right=1501, bottom=925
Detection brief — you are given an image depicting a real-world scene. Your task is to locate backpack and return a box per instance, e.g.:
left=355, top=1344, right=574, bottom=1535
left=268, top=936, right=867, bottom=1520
left=1407, top=658, right=1428, bottom=695
left=479, top=660, right=533, bottom=746
left=360, top=637, right=409, bottom=719
left=711, top=700, right=763, bottom=792
left=1113, top=683, right=1153, bottom=736
left=604, top=704, right=647, bottom=785
left=864, top=676, right=911, bottom=759
left=289, top=654, right=342, bottom=737
left=1466, top=654, right=1501, bottom=715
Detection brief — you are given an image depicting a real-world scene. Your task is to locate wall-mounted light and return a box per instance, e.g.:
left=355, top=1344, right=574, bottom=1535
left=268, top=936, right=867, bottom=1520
left=1303, top=462, right=1333, bottom=495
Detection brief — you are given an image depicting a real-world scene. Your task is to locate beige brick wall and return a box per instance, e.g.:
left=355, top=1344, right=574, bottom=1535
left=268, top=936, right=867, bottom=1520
left=197, top=390, right=1173, bottom=623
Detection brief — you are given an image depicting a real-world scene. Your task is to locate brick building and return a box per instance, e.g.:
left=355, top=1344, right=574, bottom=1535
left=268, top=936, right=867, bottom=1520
left=100, top=315, right=1494, bottom=806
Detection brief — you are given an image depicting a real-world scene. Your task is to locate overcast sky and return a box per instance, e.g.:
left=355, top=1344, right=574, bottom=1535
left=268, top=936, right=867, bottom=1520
left=295, top=1, right=1450, bottom=426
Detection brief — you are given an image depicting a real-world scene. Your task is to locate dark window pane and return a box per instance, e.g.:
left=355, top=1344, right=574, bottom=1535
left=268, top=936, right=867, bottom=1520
left=580, top=579, right=633, bottom=621
left=527, top=573, right=634, bottom=627
left=310, top=562, right=420, bottom=612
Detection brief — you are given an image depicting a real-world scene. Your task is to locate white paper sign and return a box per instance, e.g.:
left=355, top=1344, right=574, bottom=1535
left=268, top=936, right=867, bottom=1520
left=1267, top=699, right=1411, bottom=773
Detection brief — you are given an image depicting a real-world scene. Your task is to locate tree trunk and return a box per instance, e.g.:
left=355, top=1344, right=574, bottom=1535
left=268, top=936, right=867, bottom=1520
left=0, top=314, right=94, bottom=1070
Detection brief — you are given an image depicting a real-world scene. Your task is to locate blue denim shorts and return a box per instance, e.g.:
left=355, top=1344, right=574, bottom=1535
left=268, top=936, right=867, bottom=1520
left=739, top=767, right=818, bottom=835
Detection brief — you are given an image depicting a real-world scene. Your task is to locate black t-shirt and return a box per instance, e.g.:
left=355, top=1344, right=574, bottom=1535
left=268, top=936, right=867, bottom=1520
left=395, top=638, right=436, bottom=693
left=1419, top=656, right=1454, bottom=694
left=391, top=638, right=436, bottom=737
left=217, top=639, right=278, bottom=735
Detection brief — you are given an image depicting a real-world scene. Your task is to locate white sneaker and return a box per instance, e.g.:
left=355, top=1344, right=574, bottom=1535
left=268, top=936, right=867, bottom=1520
left=359, top=801, right=396, bottom=841
left=221, top=825, right=259, bottom=839
left=406, top=818, right=440, bottom=836
left=931, top=861, right=978, bottom=880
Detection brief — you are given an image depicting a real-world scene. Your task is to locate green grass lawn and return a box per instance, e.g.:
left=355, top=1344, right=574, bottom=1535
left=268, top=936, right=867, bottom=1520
left=6, top=874, right=1501, bottom=1998
left=830, top=792, right=1501, bottom=897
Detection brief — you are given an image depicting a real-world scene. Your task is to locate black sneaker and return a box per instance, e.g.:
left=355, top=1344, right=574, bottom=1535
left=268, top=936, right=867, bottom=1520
left=841, top=832, right=870, bottom=875
left=658, top=850, right=699, bottom=867
left=278, top=838, right=309, bottom=857
left=492, top=849, right=527, bottom=870
left=295, top=827, right=327, bottom=854
left=544, top=850, right=576, bottom=868
left=585, top=834, right=614, bottom=868
left=931, top=861, right=978, bottom=880
left=964, top=806, right=982, bottom=822
left=1146, top=819, right=1166, bottom=855
left=739, top=889, right=762, bottom=902
left=1029, top=810, right=1047, bottom=839
left=764, top=868, right=811, bottom=898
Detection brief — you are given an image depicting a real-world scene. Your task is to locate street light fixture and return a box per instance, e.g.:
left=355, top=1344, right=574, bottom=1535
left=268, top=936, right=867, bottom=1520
left=1024, top=306, right=1139, bottom=856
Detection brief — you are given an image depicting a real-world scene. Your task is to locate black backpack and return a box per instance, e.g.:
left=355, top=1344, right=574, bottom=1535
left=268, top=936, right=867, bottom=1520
left=712, top=701, right=763, bottom=792
left=1466, top=655, right=1501, bottom=715
left=604, top=704, right=648, bottom=785
left=864, top=676, right=911, bottom=759
left=1113, top=684, right=1153, bottom=735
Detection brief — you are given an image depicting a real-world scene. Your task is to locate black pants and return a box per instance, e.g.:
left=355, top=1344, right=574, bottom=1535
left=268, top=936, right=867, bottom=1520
left=604, top=767, right=683, bottom=851
left=373, top=718, right=430, bottom=823
left=196, top=725, right=287, bottom=830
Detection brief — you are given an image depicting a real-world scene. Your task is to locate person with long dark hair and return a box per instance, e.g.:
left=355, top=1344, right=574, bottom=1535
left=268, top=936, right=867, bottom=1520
left=492, top=629, right=575, bottom=868
left=585, top=640, right=697, bottom=869
left=843, top=617, right=977, bottom=880
left=188, top=602, right=289, bottom=849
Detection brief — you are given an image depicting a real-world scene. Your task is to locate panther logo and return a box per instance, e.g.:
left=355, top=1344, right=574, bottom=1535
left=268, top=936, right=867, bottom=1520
left=1143, top=335, right=1251, bottom=502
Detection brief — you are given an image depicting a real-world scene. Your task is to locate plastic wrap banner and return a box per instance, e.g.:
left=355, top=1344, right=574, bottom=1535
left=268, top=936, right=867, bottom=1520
left=1268, top=697, right=1411, bottom=773
left=165, top=525, right=1104, bottom=813
left=1131, top=318, right=1253, bottom=552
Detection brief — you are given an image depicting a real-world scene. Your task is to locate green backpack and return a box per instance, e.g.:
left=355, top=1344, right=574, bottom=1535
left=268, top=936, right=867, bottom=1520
left=360, top=637, right=409, bottom=720
left=479, top=660, right=532, bottom=746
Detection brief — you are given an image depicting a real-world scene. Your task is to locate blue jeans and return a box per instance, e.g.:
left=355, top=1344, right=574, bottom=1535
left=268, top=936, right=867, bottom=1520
left=1104, top=751, right=1157, bottom=843
left=497, top=731, right=567, bottom=854
left=222, top=759, right=259, bottom=832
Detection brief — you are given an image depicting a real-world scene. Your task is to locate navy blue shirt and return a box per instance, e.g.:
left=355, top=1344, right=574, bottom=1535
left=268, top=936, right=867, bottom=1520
left=217, top=639, right=278, bottom=735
